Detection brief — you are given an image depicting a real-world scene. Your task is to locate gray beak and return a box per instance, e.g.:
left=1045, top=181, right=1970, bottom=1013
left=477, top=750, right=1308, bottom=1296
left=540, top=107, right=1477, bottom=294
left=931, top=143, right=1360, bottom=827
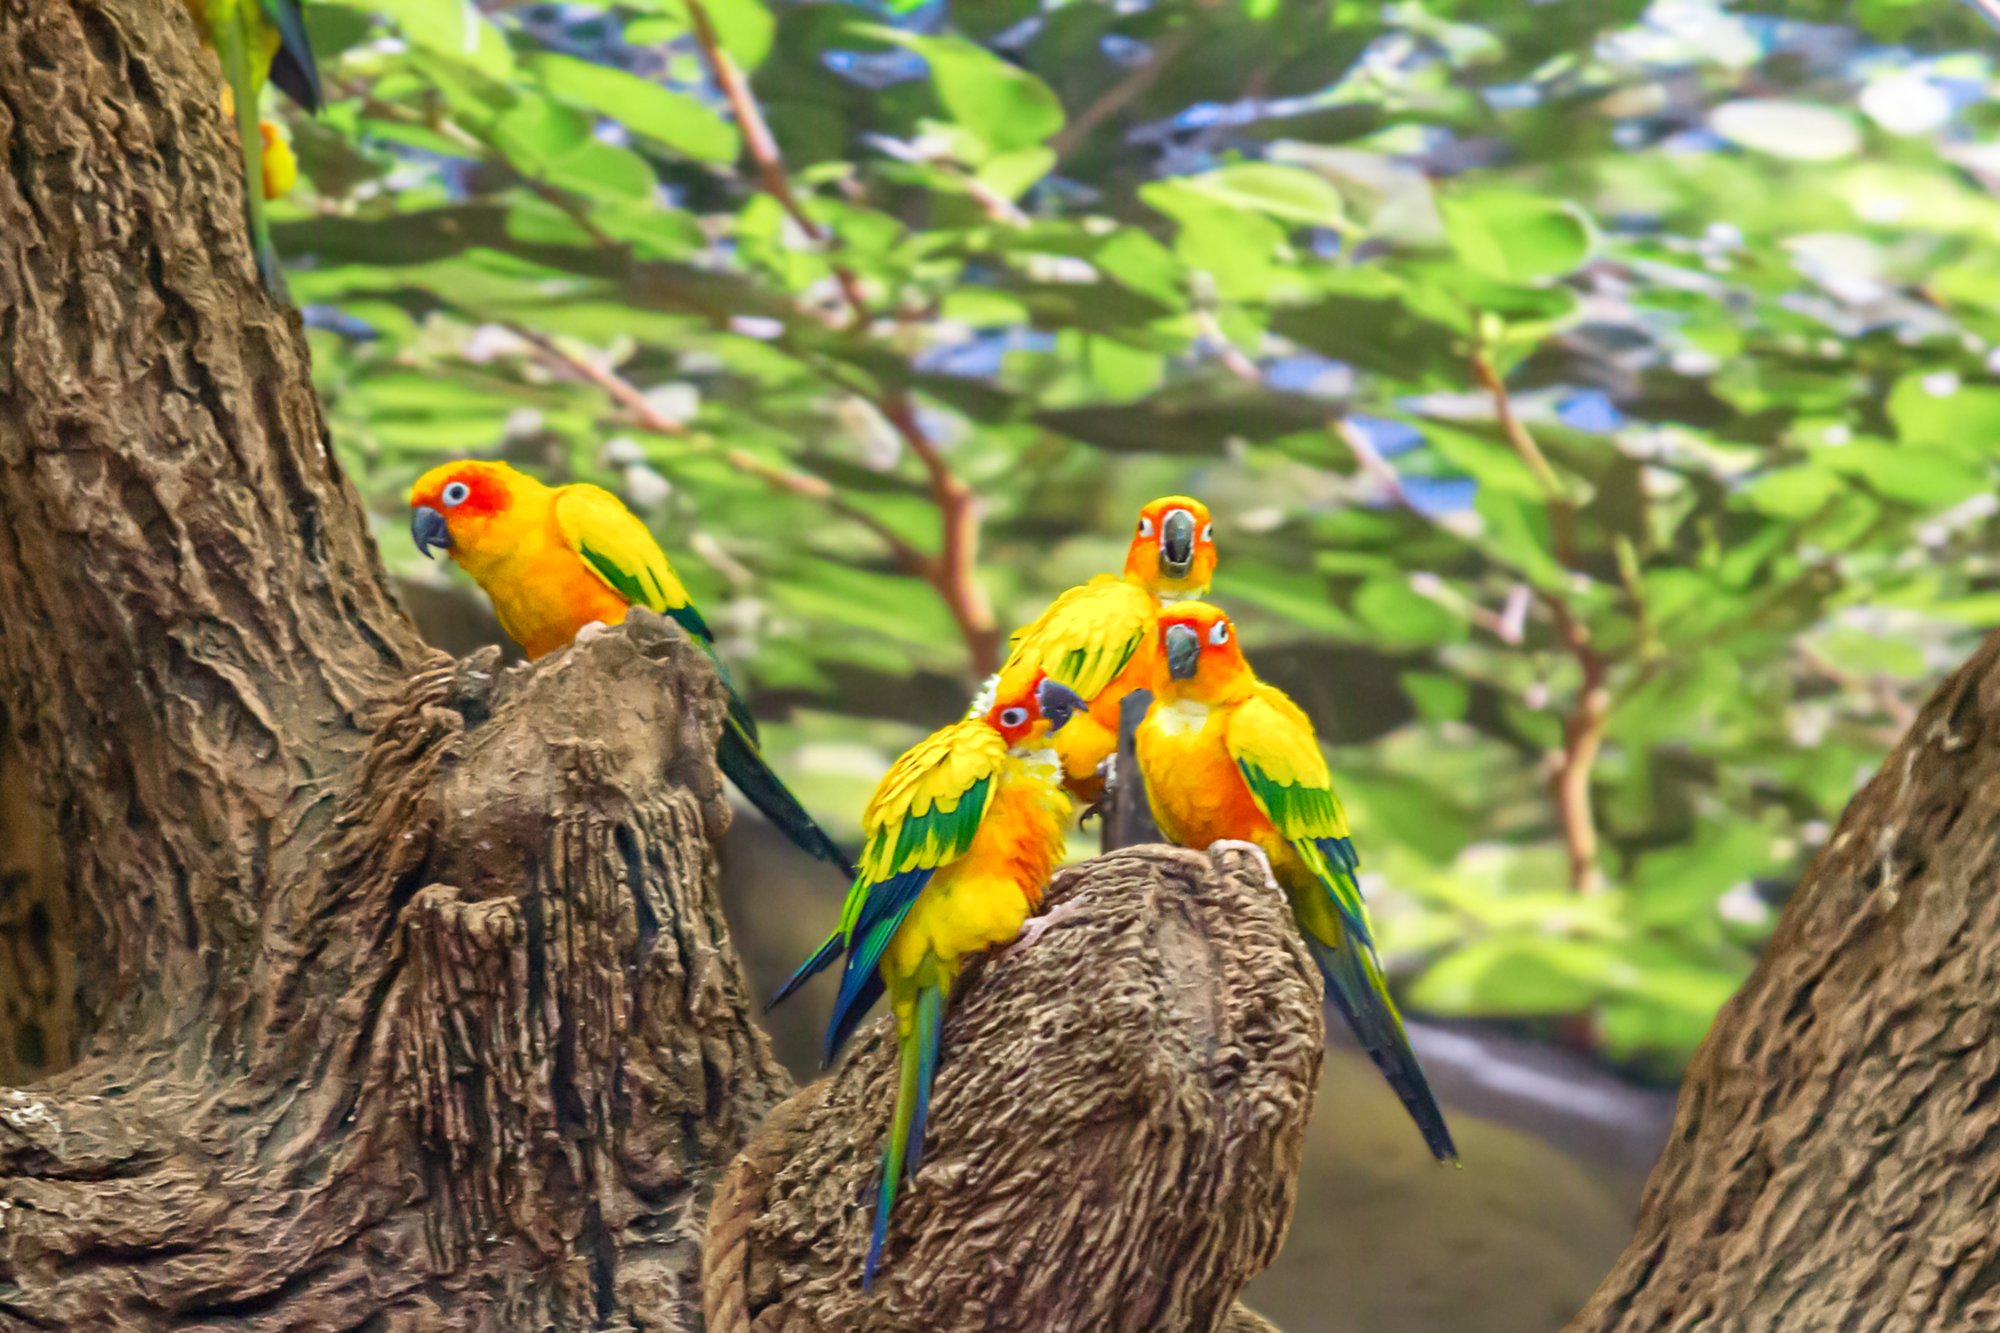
left=1160, top=509, right=1196, bottom=578
left=1165, top=624, right=1201, bottom=681
left=411, top=505, right=452, bottom=559
left=1036, top=678, right=1088, bottom=734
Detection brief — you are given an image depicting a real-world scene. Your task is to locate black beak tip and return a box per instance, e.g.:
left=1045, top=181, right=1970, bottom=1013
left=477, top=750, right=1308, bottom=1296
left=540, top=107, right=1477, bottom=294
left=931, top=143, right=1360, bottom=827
left=410, top=505, right=451, bottom=560
left=1036, top=679, right=1087, bottom=732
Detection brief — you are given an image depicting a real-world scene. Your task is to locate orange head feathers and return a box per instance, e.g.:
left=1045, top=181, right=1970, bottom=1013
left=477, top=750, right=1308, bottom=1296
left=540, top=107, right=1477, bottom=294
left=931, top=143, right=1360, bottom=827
left=984, top=672, right=1089, bottom=749
left=408, top=459, right=540, bottom=566
left=1122, top=496, right=1216, bottom=597
left=1155, top=600, right=1255, bottom=704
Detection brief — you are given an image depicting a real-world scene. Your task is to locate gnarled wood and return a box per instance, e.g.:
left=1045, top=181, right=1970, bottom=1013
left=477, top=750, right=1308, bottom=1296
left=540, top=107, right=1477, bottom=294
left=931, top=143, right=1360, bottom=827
left=703, top=845, right=1323, bottom=1332
left=1570, top=630, right=2000, bottom=1331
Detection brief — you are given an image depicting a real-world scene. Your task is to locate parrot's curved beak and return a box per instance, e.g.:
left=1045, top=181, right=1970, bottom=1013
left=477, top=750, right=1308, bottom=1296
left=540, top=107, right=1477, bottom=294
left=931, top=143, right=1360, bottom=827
left=410, top=505, right=452, bottom=560
left=1036, top=678, right=1088, bottom=734
left=1159, top=508, right=1196, bottom=578
left=1164, top=623, right=1202, bottom=681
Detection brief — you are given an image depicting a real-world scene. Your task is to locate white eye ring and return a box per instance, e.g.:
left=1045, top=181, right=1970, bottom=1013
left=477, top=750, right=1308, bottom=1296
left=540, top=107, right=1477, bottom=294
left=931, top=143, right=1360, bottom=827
left=1209, top=620, right=1230, bottom=646
left=1201, top=523, right=1213, bottom=542
left=1000, top=706, right=1029, bottom=728
left=442, top=481, right=471, bottom=507
left=1138, top=517, right=1155, bottom=537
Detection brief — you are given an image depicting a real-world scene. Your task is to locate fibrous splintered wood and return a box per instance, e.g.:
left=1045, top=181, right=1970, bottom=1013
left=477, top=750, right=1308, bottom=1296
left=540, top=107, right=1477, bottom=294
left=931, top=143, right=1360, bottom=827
left=1569, top=629, right=2000, bottom=1332
left=704, top=844, right=1323, bottom=1333
left=0, top=620, right=791, bottom=1326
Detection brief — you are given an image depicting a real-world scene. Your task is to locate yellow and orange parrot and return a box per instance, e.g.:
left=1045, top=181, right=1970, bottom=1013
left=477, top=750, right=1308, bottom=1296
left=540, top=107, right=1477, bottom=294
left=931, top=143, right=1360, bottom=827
left=260, top=120, right=298, bottom=201
left=991, top=496, right=1217, bottom=802
left=1136, top=601, right=1457, bottom=1162
left=773, top=673, right=1086, bottom=1287
left=181, top=0, right=320, bottom=292
left=408, top=460, right=855, bottom=881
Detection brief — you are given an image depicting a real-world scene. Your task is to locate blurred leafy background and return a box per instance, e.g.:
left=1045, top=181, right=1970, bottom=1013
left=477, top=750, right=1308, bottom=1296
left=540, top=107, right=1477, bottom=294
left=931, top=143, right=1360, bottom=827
left=269, top=0, right=2000, bottom=1323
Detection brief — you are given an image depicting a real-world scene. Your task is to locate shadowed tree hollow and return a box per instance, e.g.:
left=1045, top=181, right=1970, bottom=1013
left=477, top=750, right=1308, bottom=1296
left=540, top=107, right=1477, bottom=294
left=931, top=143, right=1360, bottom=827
left=0, top=2, right=1316, bottom=1327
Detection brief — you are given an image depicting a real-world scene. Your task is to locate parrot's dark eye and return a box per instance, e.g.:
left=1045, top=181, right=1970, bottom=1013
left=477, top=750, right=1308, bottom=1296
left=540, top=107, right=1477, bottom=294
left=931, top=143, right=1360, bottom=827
left=1138, top=517, right=1154, bottom=537
left=1209, top=620, right=1230, bottom=646
left=1000, top=706, right=1029, bottom=728
left=1201, top=523, right=1213, bottom=543
left=442, top=481, right=471, bottom=507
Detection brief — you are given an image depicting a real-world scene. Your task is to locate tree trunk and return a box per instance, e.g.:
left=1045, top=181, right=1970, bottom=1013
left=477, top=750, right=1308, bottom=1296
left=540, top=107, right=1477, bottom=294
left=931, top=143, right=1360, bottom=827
left=0, top=4, right=1319, bottom=1327
left=1570, top=630, right=2000, bottom=1331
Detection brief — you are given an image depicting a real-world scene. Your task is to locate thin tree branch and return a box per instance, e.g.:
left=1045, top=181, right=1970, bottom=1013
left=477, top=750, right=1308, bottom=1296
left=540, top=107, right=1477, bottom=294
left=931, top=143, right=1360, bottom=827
left=509, top=324, right=935, bottom=579
left=1049, top=29, right=1192, bottom=162
left=683, top=0, right=1000, bottom=675
left=682, top=0, right=872, bottom=322
left=1468, top=349, right=1606, bottom=894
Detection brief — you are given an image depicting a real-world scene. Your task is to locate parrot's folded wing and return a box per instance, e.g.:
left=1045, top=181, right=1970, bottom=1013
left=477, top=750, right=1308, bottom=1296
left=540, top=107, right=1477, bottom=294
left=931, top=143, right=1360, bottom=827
left=998, top=575, right=1154, bottom=701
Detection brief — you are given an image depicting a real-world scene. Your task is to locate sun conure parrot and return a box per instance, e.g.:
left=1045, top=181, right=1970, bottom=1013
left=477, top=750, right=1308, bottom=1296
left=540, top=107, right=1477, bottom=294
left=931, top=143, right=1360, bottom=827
left=772, top=673, right=1087, bottom=1287
left=260, top=120, right=298, bottom=201
left=408, top=460, right=856, bottom=882
left=989, top=495, right=1217, bottom=803
left=180, top=0, right=321, bottom=293
left=1135, top=600, right=1458, bottom=1163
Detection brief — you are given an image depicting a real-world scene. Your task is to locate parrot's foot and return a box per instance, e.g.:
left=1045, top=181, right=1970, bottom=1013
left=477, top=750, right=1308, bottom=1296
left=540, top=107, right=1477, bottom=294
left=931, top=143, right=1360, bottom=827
left=1078, top=755, right=1118, bottom=828
left=1000, top=898, right=1086, bottom=962
left=575, top=619, right=613, bottom=643
left=1209, top=839, right=1281, bottom=892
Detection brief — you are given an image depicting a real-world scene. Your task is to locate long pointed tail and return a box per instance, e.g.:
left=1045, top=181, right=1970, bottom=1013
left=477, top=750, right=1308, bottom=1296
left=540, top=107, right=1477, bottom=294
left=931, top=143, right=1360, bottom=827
left=864, top=984, right=945, bottom=1289
left=718, top=714, right=857, bottom=880
left=1303, top=914, right=1458, bottom=1163
left=217, top=15, right=286, bottom=298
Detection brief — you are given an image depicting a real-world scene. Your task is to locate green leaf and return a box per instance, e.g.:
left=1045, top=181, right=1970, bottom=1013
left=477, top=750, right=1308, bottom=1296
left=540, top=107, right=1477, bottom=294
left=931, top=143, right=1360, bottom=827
left=531, top=54, right=739, bottom=162
left=853, top=27, right=1065, bottom=153
left=1440, top=190, right=1592, bottom=284
left=1177, top=163, right=1348, bottom=228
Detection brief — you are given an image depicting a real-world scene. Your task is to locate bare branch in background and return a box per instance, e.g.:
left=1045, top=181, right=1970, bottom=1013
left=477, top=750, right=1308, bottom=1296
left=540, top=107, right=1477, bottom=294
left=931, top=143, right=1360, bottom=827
left=1468, top=353, right=1608, bottom=895
left=1049, top=29, right=1193, bottom=162
left=510, top=324, right=935, bottom=579
left=683, top=0, right=1001, bottom=676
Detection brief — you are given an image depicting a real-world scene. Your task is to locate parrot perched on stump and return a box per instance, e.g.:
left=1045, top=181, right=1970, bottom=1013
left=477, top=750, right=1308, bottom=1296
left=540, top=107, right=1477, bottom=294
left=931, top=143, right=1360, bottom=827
left=181, top=0, right=321, bottom=293
left=1136, top=600, right=1457, bottom=1163
left=991, top=495, right=1217, bottom=803
left=408, top=459, right=856, bottom=883
left=772, top=673, right=1086, bottom=1287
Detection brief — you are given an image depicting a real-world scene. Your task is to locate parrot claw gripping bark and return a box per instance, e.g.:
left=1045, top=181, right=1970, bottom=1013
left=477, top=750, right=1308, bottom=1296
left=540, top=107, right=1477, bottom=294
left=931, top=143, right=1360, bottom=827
left=182, top=1, right=321, bottom=296
left=771, top=674, right=1085, bottom=1288
left=408, top=460, right=857, bottom=883
left=1209, top=838, right=1280, bottom=890
left=998, top=896, right=1085, bottom=962
left=1136, top=601, right=1459, bottom=1165
left=989, top=498, right=1218, bottom=805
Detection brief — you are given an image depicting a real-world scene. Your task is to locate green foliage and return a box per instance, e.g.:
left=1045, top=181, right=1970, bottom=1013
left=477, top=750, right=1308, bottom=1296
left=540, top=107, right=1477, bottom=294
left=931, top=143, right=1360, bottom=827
left=279, top=0, right=2000, bottom=1077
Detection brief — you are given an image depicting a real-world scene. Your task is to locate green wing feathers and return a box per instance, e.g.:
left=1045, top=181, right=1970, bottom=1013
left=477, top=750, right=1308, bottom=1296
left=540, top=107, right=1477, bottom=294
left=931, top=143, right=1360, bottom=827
left=1229, top=690, right=1457, bottom=1162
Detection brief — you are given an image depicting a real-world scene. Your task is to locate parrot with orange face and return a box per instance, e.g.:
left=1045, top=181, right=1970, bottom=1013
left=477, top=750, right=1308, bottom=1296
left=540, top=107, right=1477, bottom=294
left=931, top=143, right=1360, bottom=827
left=1136, top=600, right=1457, bottom=1163
left=772, top=672, right=1085, bottom=1287
left=408, top=459, right=854, bottom=881
left=990, top=496, right=1217, bottom=803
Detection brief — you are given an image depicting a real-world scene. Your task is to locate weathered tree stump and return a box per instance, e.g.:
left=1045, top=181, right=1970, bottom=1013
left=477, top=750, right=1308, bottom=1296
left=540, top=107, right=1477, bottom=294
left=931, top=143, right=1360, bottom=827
left=703, top=846, right=1322, bottom=1332
left=0, top=3, right=1322, bottom=1327
left=1570, top=631, right=2000, bottom=1331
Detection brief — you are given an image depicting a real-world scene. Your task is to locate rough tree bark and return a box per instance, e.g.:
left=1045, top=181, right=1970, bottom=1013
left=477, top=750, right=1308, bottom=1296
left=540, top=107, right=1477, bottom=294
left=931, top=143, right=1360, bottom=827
left=0, top=2, right=1317, bottom=1327
left=1569, top=631, right=2000, bottom=1331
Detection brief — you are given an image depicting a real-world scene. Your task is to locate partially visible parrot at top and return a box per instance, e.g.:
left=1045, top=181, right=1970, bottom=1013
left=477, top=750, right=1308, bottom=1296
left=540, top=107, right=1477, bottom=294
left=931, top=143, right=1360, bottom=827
left=1135, top=600, right=1458, bottom=1163
left=180, top=0, right=321, bottom=293
left=989, top=495, right=1217, bottom=803
left=771, top=672, right=1086, bottom=1287
left=408, top=460, right=856, bottom=882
